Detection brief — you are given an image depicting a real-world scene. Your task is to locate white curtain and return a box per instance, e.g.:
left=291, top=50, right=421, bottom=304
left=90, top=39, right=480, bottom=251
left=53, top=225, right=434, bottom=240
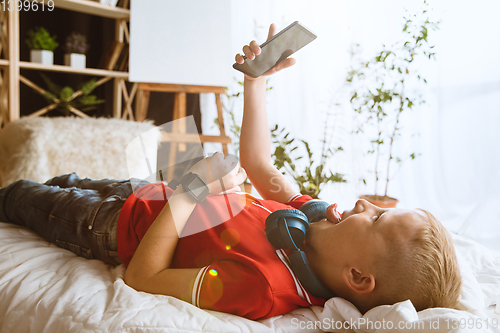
left=200, top=0, right=500, bottom=249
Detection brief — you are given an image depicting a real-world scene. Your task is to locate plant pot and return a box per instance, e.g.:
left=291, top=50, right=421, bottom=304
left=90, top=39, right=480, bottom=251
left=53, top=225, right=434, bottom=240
left=243, top=182, right=253, bottom=194
left=359, top=194, right=399, bottom=208
left=64, top=53, right=86, bottom=69
left=30, top=50, right=53, bottom=65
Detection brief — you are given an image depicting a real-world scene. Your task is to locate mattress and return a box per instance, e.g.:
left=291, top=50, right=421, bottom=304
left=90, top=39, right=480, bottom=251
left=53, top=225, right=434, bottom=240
left=0, top=221, right=499, bottom=333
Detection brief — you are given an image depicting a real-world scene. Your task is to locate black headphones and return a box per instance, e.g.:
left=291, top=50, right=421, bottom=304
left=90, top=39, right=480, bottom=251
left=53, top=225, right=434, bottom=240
left=265, top=200, right=335, bottom=299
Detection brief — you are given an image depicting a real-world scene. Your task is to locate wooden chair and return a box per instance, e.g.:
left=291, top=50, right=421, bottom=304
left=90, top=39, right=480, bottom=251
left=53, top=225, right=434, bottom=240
left=134, top=83, right=231, bottom=180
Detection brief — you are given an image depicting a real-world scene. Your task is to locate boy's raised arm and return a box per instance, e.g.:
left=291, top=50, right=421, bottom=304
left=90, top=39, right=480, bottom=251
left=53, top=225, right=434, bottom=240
left=238, top=24, right=299, bottom=203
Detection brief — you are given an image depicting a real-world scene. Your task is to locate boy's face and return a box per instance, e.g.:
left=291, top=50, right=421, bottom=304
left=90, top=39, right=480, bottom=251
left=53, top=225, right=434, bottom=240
left=304, top=199, right=425, bottom=294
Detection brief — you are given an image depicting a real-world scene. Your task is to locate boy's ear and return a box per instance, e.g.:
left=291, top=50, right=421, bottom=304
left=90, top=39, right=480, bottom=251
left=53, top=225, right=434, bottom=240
left=341, top=267, right=375, bottom=295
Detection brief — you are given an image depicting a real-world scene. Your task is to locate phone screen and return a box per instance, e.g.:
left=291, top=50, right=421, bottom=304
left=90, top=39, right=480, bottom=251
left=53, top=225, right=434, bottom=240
left=233, top=22, right=317, bottom=78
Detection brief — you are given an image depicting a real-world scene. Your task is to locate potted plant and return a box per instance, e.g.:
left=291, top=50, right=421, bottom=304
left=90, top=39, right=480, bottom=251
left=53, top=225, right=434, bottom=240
left=270, top=120, right=346, bottom=200
left=219, top=77, right=346, bottom=198
left=39, top=74, right=105, bottom=116
left=347, top=1, right=438, bottom=208
left=26, top=27, right=58, bottom=65
left=63, top=32, right=90, bottom=69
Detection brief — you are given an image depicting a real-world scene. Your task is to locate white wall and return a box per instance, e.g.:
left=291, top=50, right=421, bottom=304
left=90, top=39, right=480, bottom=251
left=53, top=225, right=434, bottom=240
left=226, top=0, right=500, bottom=247
left=129, top=0, right=500, bottom=249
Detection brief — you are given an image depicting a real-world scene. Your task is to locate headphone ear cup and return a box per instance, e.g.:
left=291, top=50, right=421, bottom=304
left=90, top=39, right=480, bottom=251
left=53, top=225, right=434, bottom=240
left=265, top=209, right=309, bottom=250
left=299, top=200, right=330, bottom=223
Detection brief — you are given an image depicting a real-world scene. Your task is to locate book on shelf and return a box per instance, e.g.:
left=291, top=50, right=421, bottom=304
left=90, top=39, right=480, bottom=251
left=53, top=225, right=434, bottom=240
left=117, top=0, right=130, bottom=9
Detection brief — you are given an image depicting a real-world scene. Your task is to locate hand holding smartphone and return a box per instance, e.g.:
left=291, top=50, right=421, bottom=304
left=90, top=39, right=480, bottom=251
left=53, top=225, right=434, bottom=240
left=233, top=21, right=317, bottom=78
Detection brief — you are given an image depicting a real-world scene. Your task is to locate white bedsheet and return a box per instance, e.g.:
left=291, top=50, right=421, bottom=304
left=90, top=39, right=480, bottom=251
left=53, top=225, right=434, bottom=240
left=0, top=221, right=499, bottom=333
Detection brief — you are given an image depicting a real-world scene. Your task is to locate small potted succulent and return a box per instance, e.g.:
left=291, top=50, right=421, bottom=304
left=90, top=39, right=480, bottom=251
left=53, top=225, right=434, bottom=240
left=26, top=27, right=58, bottom=65
left=63, top=32, right=90, bottom=69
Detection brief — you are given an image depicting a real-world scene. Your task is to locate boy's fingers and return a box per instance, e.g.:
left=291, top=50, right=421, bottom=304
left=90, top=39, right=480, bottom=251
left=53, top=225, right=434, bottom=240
left=249, top=40, right=260, bottom=55
left=220, top=166, right=245, bottom=186
left=279, top=57, right=296, bottom=70
left=267, top=23, right=276, bottom=40
left=261, top=58, right=296, bottom=76
left=242, top=45, right=255, bottom=60
left=236, top=167, right=247, bottom=183
left=235, top=53, right=244, bottom=64
left=231, top=169, right=247, bottom=189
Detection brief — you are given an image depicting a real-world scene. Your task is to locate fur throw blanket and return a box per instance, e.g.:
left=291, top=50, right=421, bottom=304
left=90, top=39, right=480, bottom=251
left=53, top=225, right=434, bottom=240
left=0, top=117, right=161, bottom=187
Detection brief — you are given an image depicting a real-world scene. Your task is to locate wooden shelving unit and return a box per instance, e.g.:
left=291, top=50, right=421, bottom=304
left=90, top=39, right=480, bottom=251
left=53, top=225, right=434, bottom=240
left=18, top=61, right=130, bottom=79
left=0, top=0, right=133, bottom=127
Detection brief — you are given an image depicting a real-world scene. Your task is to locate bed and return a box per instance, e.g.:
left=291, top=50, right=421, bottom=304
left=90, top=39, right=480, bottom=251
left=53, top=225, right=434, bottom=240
left=1, top=118, right=499, bottom=333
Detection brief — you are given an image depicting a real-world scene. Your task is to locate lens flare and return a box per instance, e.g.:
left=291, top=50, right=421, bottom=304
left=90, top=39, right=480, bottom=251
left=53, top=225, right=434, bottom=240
left=220, top=228, right=240, bottom=249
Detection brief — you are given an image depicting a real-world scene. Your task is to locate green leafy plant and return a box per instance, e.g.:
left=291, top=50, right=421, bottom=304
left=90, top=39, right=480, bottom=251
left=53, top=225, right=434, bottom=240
left=347, top=1, right=438, bottom=200
left=63, top=31, right=90, bottom=54
left=26, top=27, right=58, bottom=51
left=271, top=119, right=346, bottom=199
left=39, top=74, right=105, bottom=116
left=218, top=77, right=344, bottom=199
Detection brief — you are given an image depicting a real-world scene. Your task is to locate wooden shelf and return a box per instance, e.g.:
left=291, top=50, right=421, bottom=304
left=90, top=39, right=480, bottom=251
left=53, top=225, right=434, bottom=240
left=1, top=0, right=131, bottom=126
left=29, top=0, right=130, bottom=19
left=19, top=61, right=129, bottom=79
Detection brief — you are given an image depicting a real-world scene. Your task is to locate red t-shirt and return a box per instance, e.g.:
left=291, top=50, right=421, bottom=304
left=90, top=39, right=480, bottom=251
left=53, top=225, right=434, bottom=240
left=117, top=183, right=326, bottom=320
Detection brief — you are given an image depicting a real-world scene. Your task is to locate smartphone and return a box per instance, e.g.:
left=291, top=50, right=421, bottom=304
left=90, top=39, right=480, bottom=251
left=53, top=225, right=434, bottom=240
left=233, top=21, right=317, bottom=78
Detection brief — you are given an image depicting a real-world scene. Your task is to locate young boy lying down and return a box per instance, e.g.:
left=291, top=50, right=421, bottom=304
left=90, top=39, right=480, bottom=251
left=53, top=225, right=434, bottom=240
left=0, top=24, right=461, bottom=320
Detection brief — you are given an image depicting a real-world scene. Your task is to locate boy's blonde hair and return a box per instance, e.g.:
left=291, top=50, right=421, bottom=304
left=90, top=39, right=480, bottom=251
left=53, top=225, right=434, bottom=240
left=372, top=209, right=462, bottom=312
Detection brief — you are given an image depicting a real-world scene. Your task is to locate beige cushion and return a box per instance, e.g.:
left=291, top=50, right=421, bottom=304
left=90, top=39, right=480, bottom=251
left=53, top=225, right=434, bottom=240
left=0, top=117, right=161, bottom=187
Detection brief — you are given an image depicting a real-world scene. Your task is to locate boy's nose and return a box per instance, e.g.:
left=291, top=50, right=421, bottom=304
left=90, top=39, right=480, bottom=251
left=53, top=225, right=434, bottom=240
left=356, top=199, right=372, bottom=211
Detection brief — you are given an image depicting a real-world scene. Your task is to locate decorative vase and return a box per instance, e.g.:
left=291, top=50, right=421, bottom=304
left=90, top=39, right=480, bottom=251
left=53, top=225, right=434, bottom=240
left=64, top=53, right=86, bottom=69
left=359, top=194, right=399, bottom=208
left=30, top=50, right=53, bottom=65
